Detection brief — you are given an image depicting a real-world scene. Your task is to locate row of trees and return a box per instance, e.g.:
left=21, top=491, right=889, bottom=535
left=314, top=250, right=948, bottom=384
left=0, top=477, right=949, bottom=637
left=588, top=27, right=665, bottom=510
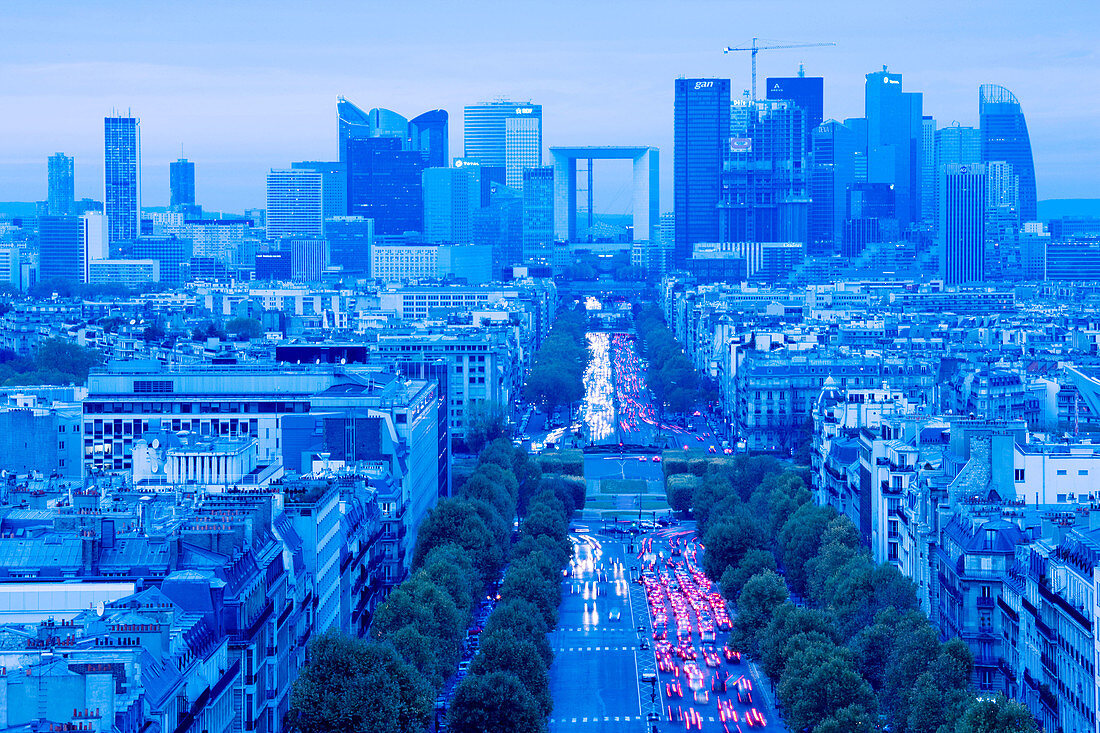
left=288, top=438, right=583, bottom=732
left=632, top=302, right=707, bottom=415
left=678, top=454, right=1036, bottom=733
left=0, top=338, right=101, bottom=386
left=447, top=483, right=573, bottom=733
left=524, top=305, right=591, bottom=414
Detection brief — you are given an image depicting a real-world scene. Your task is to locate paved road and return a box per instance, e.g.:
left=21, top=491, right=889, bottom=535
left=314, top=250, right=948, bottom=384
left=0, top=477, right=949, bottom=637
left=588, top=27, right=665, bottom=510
left=549, top=526, right=651, bottom=731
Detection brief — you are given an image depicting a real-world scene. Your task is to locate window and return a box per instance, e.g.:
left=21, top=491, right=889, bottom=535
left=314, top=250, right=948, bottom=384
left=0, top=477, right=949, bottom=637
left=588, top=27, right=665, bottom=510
left=1014, top=469, right=1025, bottom=482
left=1079, top=470, right=1089, bottom=476
left=1058, top=469, right=1068, bottom=476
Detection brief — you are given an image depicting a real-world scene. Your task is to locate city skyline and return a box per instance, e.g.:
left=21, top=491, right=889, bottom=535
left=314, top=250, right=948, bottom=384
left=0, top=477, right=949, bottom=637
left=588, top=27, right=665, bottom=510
left=0, top=0, right=1097, bottom=212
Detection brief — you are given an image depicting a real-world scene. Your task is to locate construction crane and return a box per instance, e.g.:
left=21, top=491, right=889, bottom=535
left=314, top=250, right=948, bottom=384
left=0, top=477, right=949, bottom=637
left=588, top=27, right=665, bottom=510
left=723, top=37, right=836, bottom=101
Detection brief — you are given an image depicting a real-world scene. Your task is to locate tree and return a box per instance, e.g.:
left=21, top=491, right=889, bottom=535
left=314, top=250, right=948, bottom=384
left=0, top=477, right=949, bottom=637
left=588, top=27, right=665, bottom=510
left=470, top=628, right=553, bottom=715
left=369, top=577, right=466, bottom=667
left=818, top=704, right=877, bottom=733
left=465, top=401, right=509, bottom=454
left=484, top=598, right=553, bottom=666
left=448, top=671, right=547, bottom=733
left=730, top=570, right=789, bottom=656
left=954, top=694, right=1037, bottom=733
left=778, top=643, right=876, bottom=733
left=499, top=556, right=560, bottom=627
left=701, top=507, right=765, bottom=581
left=411, top=498, right=503, bottom=580
left=286, top=631, right=431, bottom=733
left=35, top=339, right=101, bottom=383
left=777, top=502, right=836, bottom=596
left=666, top=474, right=695, bottom=514
left=759, top=603, right=841, bottom=680
left=419, top=543, right=480, bottom=620
left=720, top=549, right=777, bottom=603
left=226, top=316, right=264, bottom=340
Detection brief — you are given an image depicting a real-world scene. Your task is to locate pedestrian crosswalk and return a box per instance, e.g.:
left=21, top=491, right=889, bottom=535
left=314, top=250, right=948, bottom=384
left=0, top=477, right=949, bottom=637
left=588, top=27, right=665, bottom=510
left=553, top=645, right=636, bottom=652
left=549, top=716, right=725, bottom=724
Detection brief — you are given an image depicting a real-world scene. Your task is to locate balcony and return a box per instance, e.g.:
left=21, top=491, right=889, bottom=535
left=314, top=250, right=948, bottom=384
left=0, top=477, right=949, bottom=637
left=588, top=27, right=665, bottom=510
left=977, top=596, right=995, bottom=610
left=1040, top=651, right=1056, bottom=673
left=1035, top=617, right=1056, bottom=642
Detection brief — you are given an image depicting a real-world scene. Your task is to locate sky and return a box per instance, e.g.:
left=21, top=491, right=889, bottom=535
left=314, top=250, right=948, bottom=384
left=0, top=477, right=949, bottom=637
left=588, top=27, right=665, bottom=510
left=0, top=0, right=1098, bottom=214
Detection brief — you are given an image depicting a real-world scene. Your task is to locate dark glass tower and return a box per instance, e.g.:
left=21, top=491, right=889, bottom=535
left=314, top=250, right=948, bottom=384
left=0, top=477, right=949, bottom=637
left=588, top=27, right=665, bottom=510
left=674, top=78, right=730, bottom=266
left=766, top=76, right=824, bottom=150
left=809, top=121, right=858, bottom=253
left=104, top=114, right=140, bottom=245
left=39, top=215, right=84, bottom=283
left=865, top=70, right=923, bottom=228
left=47, top=153, right=74, bottom=215
left=170, top=158, right=196, bottom=207
left=338, top=97, right=372, bottom=163
left=409, top=110, right=449, bottom=168
left=346, top=137, right=425, bottom=236
left=939, top=163, right=987, bottom=284
left=979, top=84, right=1037, bottom=222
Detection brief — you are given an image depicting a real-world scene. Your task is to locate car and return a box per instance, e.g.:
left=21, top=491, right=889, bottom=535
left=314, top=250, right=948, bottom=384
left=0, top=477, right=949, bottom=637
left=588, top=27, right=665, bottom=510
left=708, top=446, right=717, bottom=454
left=682, top=444, right=690, bottom=450
left=693, top=689, right=709, bottom=704
left=652, top=455, right=662, bottom=462
left=696, top=435, right=704, bottom=441
left=608, top=608, right=622, bottom=621
left=638, top=455, right=647, bottom=462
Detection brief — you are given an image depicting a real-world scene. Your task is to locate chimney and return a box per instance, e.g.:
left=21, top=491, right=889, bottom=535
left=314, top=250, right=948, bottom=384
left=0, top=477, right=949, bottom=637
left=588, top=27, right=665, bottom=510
left=100, top=518, right=115, bottom=549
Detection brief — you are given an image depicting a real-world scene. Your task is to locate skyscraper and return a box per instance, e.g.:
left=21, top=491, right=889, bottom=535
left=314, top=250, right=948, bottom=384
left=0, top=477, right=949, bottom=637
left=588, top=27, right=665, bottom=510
left=338, top=97, right=372, bottom=163
left=38, top=215, right=84, bottom=283
left=719, top=99, right=810, bottom=245
left=346, top=137, right=425, bottom=236
left=47, top=153, right=74, bottom=216
left=920, top=116, right=936, bottom=226
left=463, top=101, right=542, bottom=188
left=934, top=124, right=981, bottom=221
left=765, top=76, right=823, bottom=150
left=522, top=166, right=555, bottom=263
left=409, top=110, right=449, bottom=169
left=266, top=169, right=323, bottom=241
left=979, top=84, right=1037, bottom=222
left=674, top=78, right=730, bottom=265
left=810, top=120, right=859, bottom=252
left=169, top=158, right=196, bottom=208
left=423, top=163, right=480, bottom=244
left=939, top=163, right=987, bottom=284
left=104, top=114, right=140, bottom=245
left=292, top=161, right=347, bottom=221
left=865, top=70, right=923, bottom=228
left=324, top=216, right=374, bottom=273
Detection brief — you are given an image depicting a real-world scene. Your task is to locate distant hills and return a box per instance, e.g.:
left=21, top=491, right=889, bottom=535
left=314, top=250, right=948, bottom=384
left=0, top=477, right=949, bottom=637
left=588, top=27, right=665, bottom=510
left=1037, top=199, right=1100, bottom=221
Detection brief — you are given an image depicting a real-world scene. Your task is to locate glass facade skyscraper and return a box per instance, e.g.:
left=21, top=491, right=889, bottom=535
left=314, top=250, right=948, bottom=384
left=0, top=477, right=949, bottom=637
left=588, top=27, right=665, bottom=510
left=765, top=76, right=823, bottom=150
left=291, top=161, right=347, bottom=221
left=939, top=163, right=987, bottom=284
left=979, top=84, right=1037, bottom=222
left=266, top=169, right=323, bottom=241
left=409, top=110, right=449, bottom=169
left=170, top=158, right=196, bottom=208
left=865, top=70, right=923, bottom=228
left=463, top=101, right=542, bottom=189
left=104, top=114, right=140, bottom=245
left=338, top=97, right=372, bottom=163
left=38, top=215, right=84, bottom=283
left=674, top=78, right=730, bottom=266
left=810, top=120, right=858, bottom=252
left=47, top=153, right=74, bottom=216
left=346, top=137, right=425, bottom=236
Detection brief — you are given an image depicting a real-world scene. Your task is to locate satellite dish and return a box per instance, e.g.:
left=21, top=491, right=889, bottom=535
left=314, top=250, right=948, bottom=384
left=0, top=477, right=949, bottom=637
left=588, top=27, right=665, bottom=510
left=95, top=601, right=105, bottom=617
left=151, top=439, right=160, bottom=449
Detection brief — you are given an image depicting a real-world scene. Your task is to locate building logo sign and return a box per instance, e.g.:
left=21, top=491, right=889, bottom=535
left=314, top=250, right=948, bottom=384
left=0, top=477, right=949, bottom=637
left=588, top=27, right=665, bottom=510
left=729, top=138, right=752, bottom=153
left=694, top=81, right=714, bottom=90
left=514, top=107, right=534, bottom=114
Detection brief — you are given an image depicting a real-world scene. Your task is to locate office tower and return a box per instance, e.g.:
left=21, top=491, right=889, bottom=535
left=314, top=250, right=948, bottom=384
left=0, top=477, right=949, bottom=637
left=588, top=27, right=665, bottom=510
left=719, top=99, right=810, bottom=245
left=291, top=161, right=347, bottom=221
left=463, top=101, right=542, bottom=187
left=266, top=169, right=323, bottom=241
left=104, top=114, right=140, bottom=245
left=83, top=212, right=108, bottom=280
left=674, top=78, right=730, bottom=265
left=522, top=167, right=554, bottom=263
left=979, top=84, right=1037, bottom=222
left=505, top=116, right=541, bottom=189
left=864, top=69, right=923, bottom=228
left=346, top=137, right=425, bottom=236
left=986, top=161, right=1019, bottom=212
left=920, top=116, right=936, bottom=226
left=409, top=110, right=449, bottom=169
left=934, top=124, right=981, bottom=223
left=169, top=158, right=196, bottom=208
left=281, top=238, right=330, bottom=282
left=119, top=235, right=193, bottom=284
left=939, top=163, right=987, bottom=283
left=423, top=164, right=481, bottom=244
left=765, top=76, right=823, bottom=150
left=38, top=215, right=84, bottom=283
left=810, top=120, right=859, bottom=252
left=474, top=182, right=523, bottom=277
left=843, top=182, right=896, bottom=258
left=337, top=97, right=372, bottom=163
left=324, top=216, right=374, bottom=273
left=47, top=153, right=74, bottom=215
left=369, top=108, right=409, bottom=139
